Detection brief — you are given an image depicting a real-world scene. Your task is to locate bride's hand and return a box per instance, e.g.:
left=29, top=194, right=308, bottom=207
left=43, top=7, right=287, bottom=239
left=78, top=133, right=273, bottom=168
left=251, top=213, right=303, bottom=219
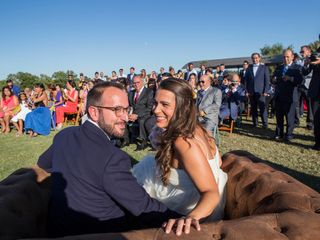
left=163, top=216, right=201, bottom=236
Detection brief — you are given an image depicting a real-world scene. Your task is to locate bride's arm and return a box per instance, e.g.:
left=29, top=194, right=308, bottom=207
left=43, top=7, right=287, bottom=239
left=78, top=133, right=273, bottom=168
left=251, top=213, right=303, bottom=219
left=164, top=137, right=220, bottom=235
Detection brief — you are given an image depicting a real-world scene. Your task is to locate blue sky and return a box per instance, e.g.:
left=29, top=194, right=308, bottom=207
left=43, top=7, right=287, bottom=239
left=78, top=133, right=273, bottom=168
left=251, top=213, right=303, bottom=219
left=0, top=0, right=319, bottom=79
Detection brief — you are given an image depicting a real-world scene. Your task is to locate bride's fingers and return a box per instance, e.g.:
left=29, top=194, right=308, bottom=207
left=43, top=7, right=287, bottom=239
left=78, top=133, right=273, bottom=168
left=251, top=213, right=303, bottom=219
left=175, top=219, right=185, bottom=236
left=164, top=219, right=176, bottom=234
left=192, top=219, right=201, bottom=231
left=184, top=218, right=192, bottom=234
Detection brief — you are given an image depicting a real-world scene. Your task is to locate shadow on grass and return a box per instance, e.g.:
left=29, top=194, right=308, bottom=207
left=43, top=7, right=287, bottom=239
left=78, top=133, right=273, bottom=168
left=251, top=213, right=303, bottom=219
left=234, top=122, right=275, bottom=140
left=226, top=150, right=320, bottom=193
left=234, top=122, right=315, bottom=149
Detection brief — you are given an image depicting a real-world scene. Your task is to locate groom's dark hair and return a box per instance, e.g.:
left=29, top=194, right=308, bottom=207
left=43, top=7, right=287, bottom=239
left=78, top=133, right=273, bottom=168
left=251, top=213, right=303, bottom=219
left=86, top=81, right=126, bottom=117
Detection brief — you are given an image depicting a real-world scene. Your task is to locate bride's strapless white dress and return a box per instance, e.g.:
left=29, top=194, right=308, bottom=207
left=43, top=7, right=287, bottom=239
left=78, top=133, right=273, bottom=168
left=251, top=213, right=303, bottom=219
left=132, top=149, right=228, bottom=222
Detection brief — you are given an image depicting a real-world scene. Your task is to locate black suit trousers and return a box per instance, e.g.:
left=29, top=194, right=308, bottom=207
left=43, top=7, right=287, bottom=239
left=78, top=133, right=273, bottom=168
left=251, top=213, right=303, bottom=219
left=250, top=93, right=268, bottom=126
left=311, top=99, right=320, bottom=145
left=298, top=87, right=313, bottom=127
left=125, top=116, right=150, bottom=142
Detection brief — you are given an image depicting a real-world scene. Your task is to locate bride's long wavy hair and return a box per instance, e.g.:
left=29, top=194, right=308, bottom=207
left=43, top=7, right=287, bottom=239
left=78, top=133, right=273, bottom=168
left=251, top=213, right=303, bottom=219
left=155, top=78, right=212, bottom=185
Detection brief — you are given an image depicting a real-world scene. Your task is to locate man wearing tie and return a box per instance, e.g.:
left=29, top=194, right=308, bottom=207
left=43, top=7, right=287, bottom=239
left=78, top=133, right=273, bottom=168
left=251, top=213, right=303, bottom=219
left=184, top=62, right=198, bottom=81
left=239, top=60, right=249, bottom=87
left=245, top=53, right=270, bottom=128
left=128, top=76, right=154, bottom=150
left=127, top=67, right=136, bottom=87
left=197, top=75, right=222, bottom=131
left=272, top=49, right=303, bottom=142
left=198, top=64, right=206, bottom=82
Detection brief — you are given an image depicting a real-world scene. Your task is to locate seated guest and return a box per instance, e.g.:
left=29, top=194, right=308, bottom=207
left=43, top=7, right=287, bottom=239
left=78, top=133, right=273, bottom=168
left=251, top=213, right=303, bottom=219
left=55, top=80, right=79, bottom=130
left=219, top=74, right=246, bottom=122
left=11, top=92, right=32, bottom=136
left=147, top=78, right=157, bottom=94
left=52, top=85, right=64, bottom=108
left=49, top=84, right=64, bottom=127
left=6, top=79, right=21, bottom=97
left=0, top=86, right=19, bottom=133
left=24, top=87, right=32, bottom=100
left=110, top=71, right=118, bottom=81
left=79, top=82, right=89, bottom=115
left=117, top=77, right=130, bottom=93
left=176, top=69, right=184, bottom=79
left=188, top=73, right=198, bottom=97
left=197, top=75, right=222, bottom=132
left=24, top=83, right=51, bottom=137
left=127, top=75, right=154, bottom=150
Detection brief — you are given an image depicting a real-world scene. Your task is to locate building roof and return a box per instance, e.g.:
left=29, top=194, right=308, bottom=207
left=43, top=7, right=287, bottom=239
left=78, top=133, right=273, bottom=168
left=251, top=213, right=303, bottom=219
left=182, top=55, right=283, bottom=69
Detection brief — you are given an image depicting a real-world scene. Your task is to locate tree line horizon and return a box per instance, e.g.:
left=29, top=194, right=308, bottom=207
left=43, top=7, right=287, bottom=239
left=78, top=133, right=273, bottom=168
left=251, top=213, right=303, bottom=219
left=1, top=40, right=319, bottom=90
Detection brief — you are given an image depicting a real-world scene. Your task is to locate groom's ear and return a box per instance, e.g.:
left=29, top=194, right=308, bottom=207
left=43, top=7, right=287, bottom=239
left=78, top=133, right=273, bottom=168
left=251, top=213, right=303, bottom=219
left=88, top=106, right=99, bottom=122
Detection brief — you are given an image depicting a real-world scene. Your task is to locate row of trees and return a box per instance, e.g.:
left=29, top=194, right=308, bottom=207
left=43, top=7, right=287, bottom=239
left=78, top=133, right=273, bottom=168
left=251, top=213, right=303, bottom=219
left=0, top=71, right=80, bottom=90
left=259, top=40, right=319, bottom=74
left=1, top=40, right=319, bottom=90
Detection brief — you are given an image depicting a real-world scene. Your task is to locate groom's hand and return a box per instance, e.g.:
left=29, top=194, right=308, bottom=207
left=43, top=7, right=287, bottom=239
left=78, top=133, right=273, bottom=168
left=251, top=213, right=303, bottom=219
left=163, top=216, right=201, bottom=236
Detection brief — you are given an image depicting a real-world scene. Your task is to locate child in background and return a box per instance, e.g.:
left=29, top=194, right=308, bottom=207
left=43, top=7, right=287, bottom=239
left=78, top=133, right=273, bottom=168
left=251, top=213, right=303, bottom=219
left=11, top=92, right=32, bottom=136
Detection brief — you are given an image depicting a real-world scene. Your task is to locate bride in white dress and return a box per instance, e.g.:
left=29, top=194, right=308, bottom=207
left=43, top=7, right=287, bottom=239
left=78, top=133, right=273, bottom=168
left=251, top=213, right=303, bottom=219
left=133, top=78, right=227, bottom=234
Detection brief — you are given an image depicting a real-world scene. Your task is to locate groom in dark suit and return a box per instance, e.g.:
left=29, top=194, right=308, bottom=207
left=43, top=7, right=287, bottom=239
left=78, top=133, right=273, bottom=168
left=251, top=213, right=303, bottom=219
left=245, top=52, right=270, bottom=128
left=37, top=82, right=180, bottom=237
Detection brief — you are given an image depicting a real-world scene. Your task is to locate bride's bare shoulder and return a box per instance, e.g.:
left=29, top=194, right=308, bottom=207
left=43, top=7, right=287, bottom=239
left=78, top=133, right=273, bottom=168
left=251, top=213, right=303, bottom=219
left=174, top=135, right=204, bottom=157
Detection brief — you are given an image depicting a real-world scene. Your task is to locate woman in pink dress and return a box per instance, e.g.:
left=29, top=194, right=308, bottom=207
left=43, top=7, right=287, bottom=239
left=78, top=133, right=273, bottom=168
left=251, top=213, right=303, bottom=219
left=0, top=86, right=19, bottom=133
left=55, top=80, right=78, bottom=129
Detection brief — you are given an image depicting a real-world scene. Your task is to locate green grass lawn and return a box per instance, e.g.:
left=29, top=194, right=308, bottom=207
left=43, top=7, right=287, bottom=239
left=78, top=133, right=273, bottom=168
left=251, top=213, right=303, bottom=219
left=0, top=117, right=319, bottom=192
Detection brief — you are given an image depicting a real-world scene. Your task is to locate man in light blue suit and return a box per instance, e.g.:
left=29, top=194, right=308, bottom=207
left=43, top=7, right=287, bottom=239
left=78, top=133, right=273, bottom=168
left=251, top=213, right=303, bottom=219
left=197, top=74, right=222, bottom=131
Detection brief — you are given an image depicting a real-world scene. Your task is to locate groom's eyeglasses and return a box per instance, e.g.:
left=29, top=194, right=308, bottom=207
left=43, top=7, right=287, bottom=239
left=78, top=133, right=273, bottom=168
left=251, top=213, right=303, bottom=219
left=199, top=81, right=205, bottom=84
left=94, top=106, right=130, bottom=117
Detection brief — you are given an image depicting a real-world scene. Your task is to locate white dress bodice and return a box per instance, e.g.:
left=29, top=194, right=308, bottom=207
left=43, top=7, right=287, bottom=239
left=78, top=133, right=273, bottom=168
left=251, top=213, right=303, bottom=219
left=132, top=148, right=228, bottom=222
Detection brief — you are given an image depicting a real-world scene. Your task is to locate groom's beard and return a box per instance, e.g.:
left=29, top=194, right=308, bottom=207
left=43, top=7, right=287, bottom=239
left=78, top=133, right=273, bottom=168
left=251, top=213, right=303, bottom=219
left=97, top=111, right=126, bottom=138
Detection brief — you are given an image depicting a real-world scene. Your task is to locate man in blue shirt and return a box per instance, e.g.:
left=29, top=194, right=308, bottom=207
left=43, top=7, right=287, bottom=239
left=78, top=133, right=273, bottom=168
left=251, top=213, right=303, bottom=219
left=6, top=79, right=21, bottom=97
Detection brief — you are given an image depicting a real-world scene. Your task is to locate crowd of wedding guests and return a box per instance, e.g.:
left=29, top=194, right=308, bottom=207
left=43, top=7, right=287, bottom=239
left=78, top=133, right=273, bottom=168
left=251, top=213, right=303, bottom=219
left=0, top=45, right=319, bottom=150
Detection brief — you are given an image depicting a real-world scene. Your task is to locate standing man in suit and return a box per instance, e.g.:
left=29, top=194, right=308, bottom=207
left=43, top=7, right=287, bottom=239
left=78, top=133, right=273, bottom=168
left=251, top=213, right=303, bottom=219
left=217, top=64, right=227, bottom=84
left=128, top=75, right=154, bottom=150
left=93, top=71, right=103, bottom=84
left=157, top=67, right=165, bottom=81
left=273, top=49, right=303, bottom=142
left=245, top=52, right=270, bottom=128
left=197, top=74, right=222, bottom=131
left=302, top=47, right=320, bottom=150
left=118, top=68, right=126, bottom=78
left=36, top=82, right=181, bottom=237
left=239, top=60, right=249, bottom=87
left=184, top=62, right=198, bottom=81
left=299, top=45, right=314, bottom=130
left=127, top=67, right=136, bottom=87
left=198, top=64, right=206, bottom=82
